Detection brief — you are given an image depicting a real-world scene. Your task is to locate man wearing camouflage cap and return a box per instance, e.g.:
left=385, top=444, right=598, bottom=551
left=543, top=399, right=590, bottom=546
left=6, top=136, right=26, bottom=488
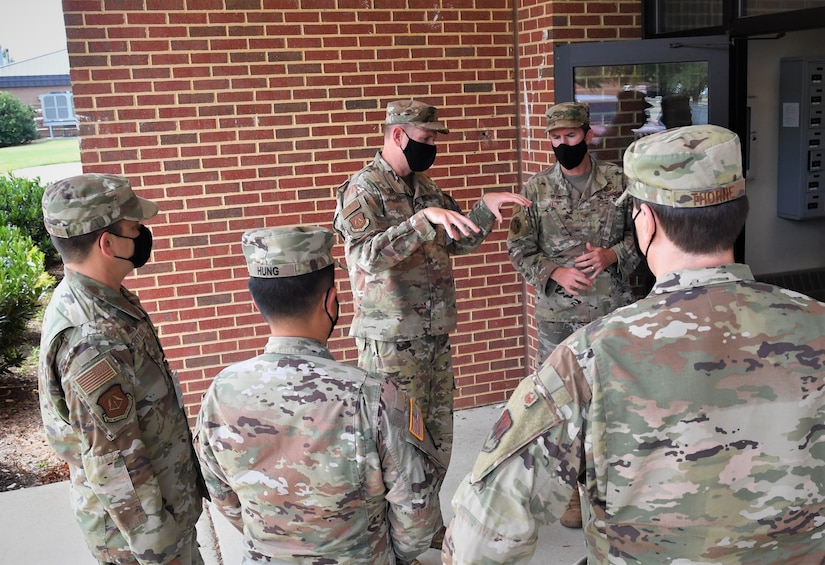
left=38, top=173, right=207, bottom=564
left=507, top=100, right=641, bottom=527
left=443, top=125, right=825, bottom=563
left=507, top=101, right=641, bottom=370
left=333, top=99, right=529, bottom=545
left=194, top=225, right=445, bottom=564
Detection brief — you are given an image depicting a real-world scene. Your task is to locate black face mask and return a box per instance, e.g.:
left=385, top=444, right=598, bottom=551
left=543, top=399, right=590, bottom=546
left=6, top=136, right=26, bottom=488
left=553, top=139, right=589, bottom=170
left=402, top=130, right=437, bottom=172
left=110, top=225, right=153, bottom=268
left=324, top=287, right=340, bottom=339
left=631, top=207, right=656, bottom=260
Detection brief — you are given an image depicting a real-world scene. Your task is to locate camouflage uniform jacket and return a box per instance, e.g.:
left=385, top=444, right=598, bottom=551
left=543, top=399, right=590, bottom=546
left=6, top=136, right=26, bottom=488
left=333, top=151, right=496, bottom=340
left=448, top=264, right=825, bottom=564
left=38, top=268, right=204, bottom=564
left=194, top=336, right=446, bottom=564
left=507, top=156, right=639, bottom=323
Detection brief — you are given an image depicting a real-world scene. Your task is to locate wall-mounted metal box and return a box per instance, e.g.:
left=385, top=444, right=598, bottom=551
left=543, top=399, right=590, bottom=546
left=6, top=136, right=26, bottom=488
left=777, top=57, right=824, bottom=220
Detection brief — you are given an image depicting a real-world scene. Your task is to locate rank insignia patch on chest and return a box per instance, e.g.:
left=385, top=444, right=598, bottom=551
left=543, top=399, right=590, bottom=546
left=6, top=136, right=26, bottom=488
left=97, top=384, right=134, bottom=423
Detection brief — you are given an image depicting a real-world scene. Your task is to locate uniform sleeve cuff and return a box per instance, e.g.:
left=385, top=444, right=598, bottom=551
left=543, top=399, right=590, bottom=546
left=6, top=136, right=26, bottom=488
left=410, top=212, right=437, bottom=240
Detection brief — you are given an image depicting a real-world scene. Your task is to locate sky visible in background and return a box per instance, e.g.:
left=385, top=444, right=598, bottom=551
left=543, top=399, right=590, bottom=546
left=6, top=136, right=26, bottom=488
left=0, top=0, right=67, bottom=62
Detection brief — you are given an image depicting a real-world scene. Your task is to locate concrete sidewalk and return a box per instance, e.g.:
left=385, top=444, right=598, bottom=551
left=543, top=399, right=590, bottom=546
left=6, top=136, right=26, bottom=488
left=10, top=162, right=83, bottom=184
left=1, top=162, right=586, bottom=562
left=0, top=404, right=585, bottom=564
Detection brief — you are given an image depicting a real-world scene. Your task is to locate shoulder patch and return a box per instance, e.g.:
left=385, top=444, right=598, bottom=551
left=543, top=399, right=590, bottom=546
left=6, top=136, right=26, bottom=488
left=75, top=358, right=118, bottom=395
left=342, top=198, right=362, bottom=219
left=349, top=211, right=369, bottom=231
left=471, top=374, right=561, bottom=482
left=340, top=195, right=372, bottom=233
left=409, top=397, right=425, bottom=441
left=480, top=408, right=513, bottom=453
left=97, top=383, right=134, bottom=423
left=508, top=213, right=525, bottom=237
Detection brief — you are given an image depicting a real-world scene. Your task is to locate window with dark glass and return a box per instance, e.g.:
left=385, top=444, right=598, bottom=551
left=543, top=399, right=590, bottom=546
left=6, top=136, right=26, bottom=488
left=654, top=0, right=724, bottom=34
left=572, top=62, right=710, bottom=162
left=741, top=0, right=825, bottom=17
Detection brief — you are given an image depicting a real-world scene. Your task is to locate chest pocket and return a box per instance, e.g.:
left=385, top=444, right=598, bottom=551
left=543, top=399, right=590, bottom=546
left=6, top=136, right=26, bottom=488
left=588, top=196, right=619, bottom=249
left=381, top=189, right=416, bottom=224
left=538, top=195, right=615, bottom=256
left=128, top=324, right=173, bottom=413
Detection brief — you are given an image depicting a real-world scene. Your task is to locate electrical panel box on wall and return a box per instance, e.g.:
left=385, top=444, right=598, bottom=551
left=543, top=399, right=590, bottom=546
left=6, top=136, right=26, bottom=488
left=777, top=57, right=824, bottom=220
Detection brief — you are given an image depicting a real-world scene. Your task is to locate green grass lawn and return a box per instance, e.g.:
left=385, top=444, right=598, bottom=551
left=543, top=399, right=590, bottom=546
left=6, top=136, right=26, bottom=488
left=0, top=138, right=80, bottom=173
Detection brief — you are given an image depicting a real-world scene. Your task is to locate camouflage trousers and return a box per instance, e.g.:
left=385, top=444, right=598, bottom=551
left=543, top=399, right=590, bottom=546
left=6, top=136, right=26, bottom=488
left=535, top=319, right=586, bottom=372
left=356, top=334, right=454, bottom=469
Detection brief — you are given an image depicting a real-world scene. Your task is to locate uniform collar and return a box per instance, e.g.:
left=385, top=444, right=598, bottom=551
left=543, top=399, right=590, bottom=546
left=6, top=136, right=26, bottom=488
left=551, top=155, right=614, bottom=200
left=375, top=151, right=426, bottom=197
left=263, top=336, right=335, bottom=359
left=652, top=263, right=755, bottom=294
left=64, top=267, right=147, bottom=320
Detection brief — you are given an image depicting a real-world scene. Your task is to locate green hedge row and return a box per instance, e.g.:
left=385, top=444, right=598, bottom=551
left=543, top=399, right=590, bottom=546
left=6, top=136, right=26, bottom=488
left=0, top=175, right=56, bottom=374
left=0, top=174, right=55, bottom=265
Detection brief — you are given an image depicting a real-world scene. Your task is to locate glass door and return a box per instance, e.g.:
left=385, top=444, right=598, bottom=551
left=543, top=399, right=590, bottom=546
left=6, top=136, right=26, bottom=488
left=555, top=36, right=731, bottom=164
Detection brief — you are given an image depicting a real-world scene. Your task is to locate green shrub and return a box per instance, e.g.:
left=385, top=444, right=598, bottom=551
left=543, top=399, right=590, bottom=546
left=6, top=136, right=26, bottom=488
left=0, top=92, right=39, bottom=148
left=0, top=173, right=56, bottom=265
left=0, top=225, right=55, bottom=375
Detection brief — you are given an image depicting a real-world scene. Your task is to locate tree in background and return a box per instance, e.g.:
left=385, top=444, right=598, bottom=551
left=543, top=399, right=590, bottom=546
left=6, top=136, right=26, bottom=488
left=0, top=92, right=39, bottom=148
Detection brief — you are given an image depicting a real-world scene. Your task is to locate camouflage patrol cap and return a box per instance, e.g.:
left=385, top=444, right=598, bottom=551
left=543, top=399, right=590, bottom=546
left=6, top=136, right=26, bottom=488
left=545, top=102, right=590, bottom=132
left=242, top=225, right=335, bottom=279
left=42, top=173, right=159, bottom=238
left=385, top=99, right=449, bottom=134
left=619, top=124, right=745, bottom=208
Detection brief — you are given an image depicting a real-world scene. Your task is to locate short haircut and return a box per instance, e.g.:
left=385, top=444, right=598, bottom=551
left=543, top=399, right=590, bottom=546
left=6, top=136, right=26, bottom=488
left=384, top=122, right=408, bottom=137
left=50, top=225, right=109, bottom=263
left=248, top=264, right=334, bottom=322
left=634, top=195, right=749, bottom=254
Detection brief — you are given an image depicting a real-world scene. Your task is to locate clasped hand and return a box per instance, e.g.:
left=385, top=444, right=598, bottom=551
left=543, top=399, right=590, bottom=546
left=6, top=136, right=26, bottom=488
left=553, top=243, right=616, bottom=296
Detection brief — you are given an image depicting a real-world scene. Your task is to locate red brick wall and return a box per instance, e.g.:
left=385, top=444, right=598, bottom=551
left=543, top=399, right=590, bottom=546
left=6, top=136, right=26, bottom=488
left=62, top=0, right=641, bottom=418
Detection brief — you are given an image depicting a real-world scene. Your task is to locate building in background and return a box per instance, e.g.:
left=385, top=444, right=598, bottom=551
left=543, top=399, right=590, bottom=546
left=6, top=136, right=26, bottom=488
left=48, top=2, right=825, bottom=421
left=0, top=49, right=76, bottom=138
